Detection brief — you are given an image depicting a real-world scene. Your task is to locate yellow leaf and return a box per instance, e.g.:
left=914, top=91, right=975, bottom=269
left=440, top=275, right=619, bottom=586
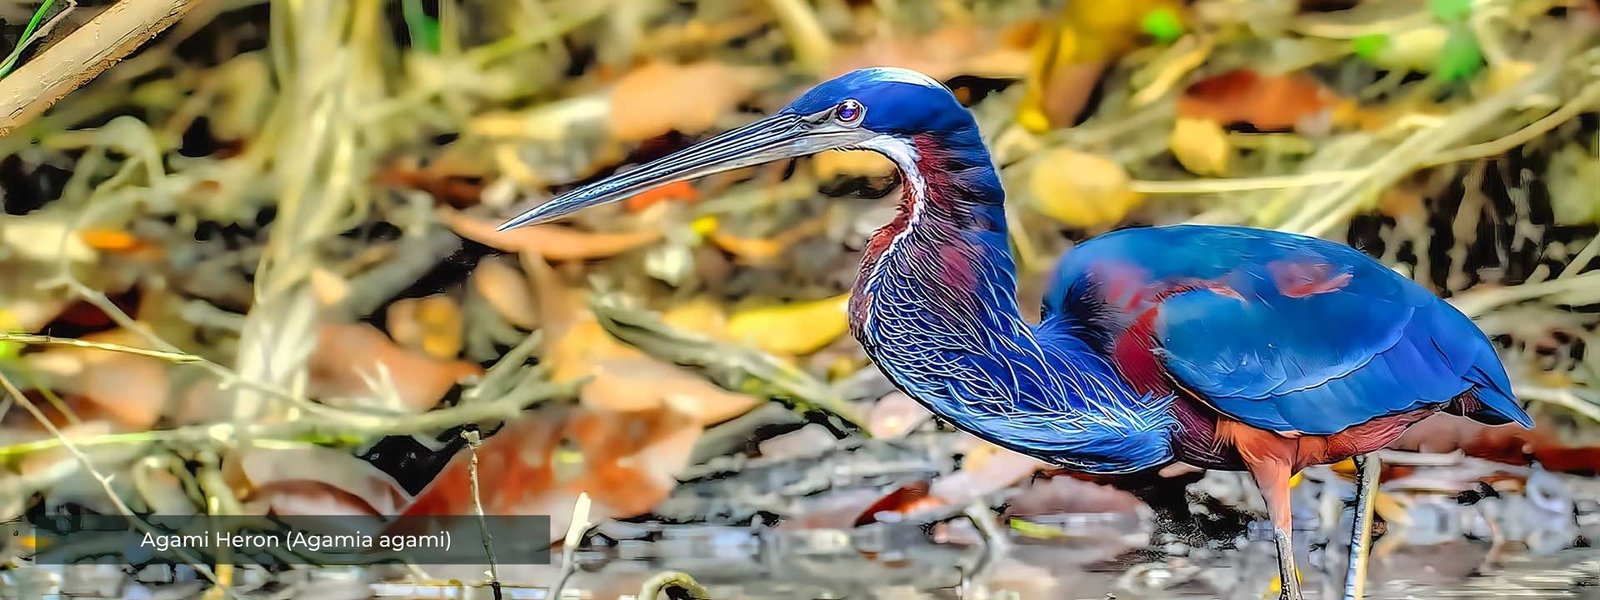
left=1170, top=117, right=1230, bottom=176
left=1027, top=148, right=1143, bottom=228
left=1480, top=60, right=1536, bottom=96
left=689, top=215, right=719, bottom=237
left=1018, top=0, right=1186, bottom=131
left=661, top=297, right=728, bottom=338
left=706, top=214, right=831, bottom=266
left=386, top=295, right=466, bottom=360
left=726, top=294, right=851, bottom=355
left=1373, top=491, right=1411, bottom=527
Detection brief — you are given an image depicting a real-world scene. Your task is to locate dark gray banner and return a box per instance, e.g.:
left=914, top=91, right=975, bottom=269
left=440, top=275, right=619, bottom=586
left=9, top=514, right=553, bottom=566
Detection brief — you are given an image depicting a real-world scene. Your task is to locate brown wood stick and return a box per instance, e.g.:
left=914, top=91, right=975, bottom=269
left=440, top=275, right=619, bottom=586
left=0, top=0, right=203, bottom=138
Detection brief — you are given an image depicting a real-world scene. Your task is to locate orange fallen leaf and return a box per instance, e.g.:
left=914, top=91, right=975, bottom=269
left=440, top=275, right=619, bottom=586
left=398, top=405, right=701, bottom=543
left=1177, top=69, right=1348, bottom=131
left=24, top=329, right=170, bottom=430
left=853, top=480, right=946, bottom=527
left=609, top=61, right=764, bottom=142
left=854, top=443, right=1048, bottom=527
left=439, top=209, right=661, bottom=261
left=77, top=228, right=153, bottom=253
left=525, top=255, right=759, bottom=425
left=544, top=313, right=756, bottom=425
left=1391, top=412, right=1600, bottom=475
left=471, top=257, right=539, bottom=329
left=309, top=323, right=483, bottom=413
left=624, top=179, right=699, bottom=213
left=310, top=268, right=352, bottom=307
left=1377, top=186, right=1427, bottom=220
left=374, top=163, right=486, bottom=208
left=585, top=357, right=758, bottom=424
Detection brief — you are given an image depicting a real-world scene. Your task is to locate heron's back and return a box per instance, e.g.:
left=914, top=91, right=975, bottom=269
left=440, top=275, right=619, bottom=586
left=1041, top=225, right=1533, bottom=436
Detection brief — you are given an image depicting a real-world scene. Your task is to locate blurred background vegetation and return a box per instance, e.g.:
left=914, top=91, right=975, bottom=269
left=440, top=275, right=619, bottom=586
left=1, top=0, right=1599, bottom=598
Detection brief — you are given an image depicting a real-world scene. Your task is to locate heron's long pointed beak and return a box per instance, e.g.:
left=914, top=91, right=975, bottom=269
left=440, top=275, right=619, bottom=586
left=496, top=113, right=875, bottom=231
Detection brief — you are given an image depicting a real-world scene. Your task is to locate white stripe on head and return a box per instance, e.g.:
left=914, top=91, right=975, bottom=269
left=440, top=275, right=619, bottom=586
left=854, top=67, right=946, bottom=90
left=855, top=134, right=925, bottom=201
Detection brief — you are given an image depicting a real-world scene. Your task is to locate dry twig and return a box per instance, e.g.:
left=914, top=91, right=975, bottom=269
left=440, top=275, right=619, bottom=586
left=461, top=429, right=503, bottom=600
left=0, top=332, right=204, bottom=363
left=0, top=0, right=203, bottom=137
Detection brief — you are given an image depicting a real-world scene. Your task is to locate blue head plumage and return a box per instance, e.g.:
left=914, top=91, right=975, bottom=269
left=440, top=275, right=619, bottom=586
left=781, top=68, right=976, bottom=136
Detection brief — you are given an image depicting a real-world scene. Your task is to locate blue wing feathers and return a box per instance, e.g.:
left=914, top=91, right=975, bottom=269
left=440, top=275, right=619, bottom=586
left=1046, top=225, right=1533, bottom=434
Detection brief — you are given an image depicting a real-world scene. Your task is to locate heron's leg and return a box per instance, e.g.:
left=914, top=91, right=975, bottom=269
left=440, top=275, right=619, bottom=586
left=1343, top=452, right=1380, bottom=600
left=1224, top=420, right=1305, bottom=600
left=1258, top=469, right=1304, bottom=600
left=1233, top=442, right=1303, bottom=599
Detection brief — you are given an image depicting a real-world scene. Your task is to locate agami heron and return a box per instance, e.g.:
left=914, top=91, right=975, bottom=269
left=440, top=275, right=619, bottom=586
left=497, top=68, right=1534, bottom=599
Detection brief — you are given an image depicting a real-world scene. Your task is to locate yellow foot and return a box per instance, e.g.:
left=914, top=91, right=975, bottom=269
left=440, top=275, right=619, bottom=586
left=1373, top=490, right=1411, bottom=527
left=1330, top=457, right=1359, bottom=476
left=1265, top=567, right=1304, bottom=599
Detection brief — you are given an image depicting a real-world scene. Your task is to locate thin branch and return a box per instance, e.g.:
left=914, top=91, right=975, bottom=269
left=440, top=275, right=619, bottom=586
left=1129, top=170, right=1366, bottom=195
left=1421, top=83, right=1600, bottom=168
left=0, top=376, right=576, bottom=459
left=0, top=332, right=205, bottom=363
left=0, top=0, right=204, bottom=138
left=461, top=429, right=503, bottom=600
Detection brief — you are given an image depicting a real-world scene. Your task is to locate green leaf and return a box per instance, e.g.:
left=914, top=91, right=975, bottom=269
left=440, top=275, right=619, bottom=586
left=1351, top=33, right=1390, bottom=62
left=1141, top=8, right=1185, bottom=45
left=1436, top=24, right=1484, bottom=82
left=0, top=0, right=61, bottom=79
left=1427, top=0, right=1473, bottom=22
left=402, top=0, right=441, bottom=54
left=0, top=311, right=22, bottom=361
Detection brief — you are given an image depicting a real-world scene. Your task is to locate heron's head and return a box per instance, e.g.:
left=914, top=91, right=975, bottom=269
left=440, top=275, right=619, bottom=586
left=497, top=67, right=975, bottom=230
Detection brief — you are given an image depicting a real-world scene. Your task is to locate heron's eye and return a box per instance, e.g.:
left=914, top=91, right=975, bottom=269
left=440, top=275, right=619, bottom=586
left=834, top=99, right=864, bottom=125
